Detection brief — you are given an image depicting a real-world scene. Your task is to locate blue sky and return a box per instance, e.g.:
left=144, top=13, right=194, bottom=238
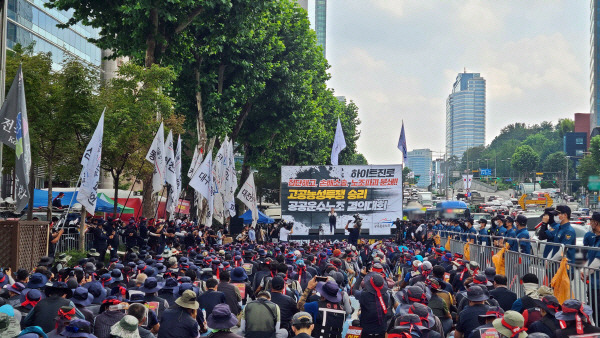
left=314, top=1, right=589, bottom=164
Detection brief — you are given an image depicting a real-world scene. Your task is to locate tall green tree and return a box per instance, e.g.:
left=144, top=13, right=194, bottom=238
left=99, top=63, right=184, bottom=215
left=6, top=47, right=99, bottom=219
left=511, top=145, right=540, bottom=180
left=45, top=0, right=226, bottom=67
left=578, top=136, right=600, bottom=188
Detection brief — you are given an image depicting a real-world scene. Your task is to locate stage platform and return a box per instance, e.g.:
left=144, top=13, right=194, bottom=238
left=288, top=228, right=396, bottom=241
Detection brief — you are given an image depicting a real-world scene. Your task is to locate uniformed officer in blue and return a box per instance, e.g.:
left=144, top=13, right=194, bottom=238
left=515, top=215, right=531, bottom=254
left=538, top=208, right=559, bottom=259
left=544, top=205, right=576, bottom=263
left=581, top=212, right=600, bottom=307
left=477, top=219, right=491, bottom=246
left=504, top=216, right=518, bottom=251
left=453, top=220, right=462, bottom=239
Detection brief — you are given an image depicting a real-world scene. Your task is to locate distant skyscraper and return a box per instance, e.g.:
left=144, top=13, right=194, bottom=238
left=296, top=0, right=309, bottom=11
left=446, top=72, right=486, bottom=158
left=315, top=0, right=326, bottom=57
left=406, top=149, right=433, bottom=188
left=591, top=0, right=600, bottom=133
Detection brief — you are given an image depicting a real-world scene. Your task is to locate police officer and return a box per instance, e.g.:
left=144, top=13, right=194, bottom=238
left=515, top=215, right=531, bottom=254
left=124, top=219, right=138, bottom=251
left=545, top=205, right=576, bottom=263
left=91, top=220, right=109, bottom=261
left=477, top=219, right=490, bottom=246
left=504, top=217, right=517, bottom=251
left=582, top=212, right=600, bottom=307
left=464, top=219, right=477, bottom=244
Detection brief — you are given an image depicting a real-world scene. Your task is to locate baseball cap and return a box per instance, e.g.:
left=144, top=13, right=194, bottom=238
left=292, top=312, right=313, bottom=325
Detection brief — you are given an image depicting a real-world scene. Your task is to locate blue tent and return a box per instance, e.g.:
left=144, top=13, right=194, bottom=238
left=32, top=189, right=130, bottom=213
left=240, top=209, right=275, bottom=224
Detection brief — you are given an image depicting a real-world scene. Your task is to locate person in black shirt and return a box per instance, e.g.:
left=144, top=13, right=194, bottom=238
left=345, top=218, right=360, bottom=246
left=52, top=192, right=65, bottom=208
left=328, top=208, right=337, bottom=234
left=270, top=276, right=298, bottom=332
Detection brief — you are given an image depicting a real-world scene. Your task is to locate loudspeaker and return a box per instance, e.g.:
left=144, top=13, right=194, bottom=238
left=308, top=228, right=320, bottom=235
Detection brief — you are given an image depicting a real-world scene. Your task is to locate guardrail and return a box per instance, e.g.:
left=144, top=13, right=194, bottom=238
left=440, top=230, right=600, bottom=324
left=55, top=232, right=94, bottom=253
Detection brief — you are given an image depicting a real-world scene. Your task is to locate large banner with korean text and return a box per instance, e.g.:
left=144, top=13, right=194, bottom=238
left=281, top=165, right=403, bottom=235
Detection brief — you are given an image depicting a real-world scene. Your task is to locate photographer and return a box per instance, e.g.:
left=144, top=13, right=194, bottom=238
left=345, top=214, right=362, bottom=246
left=279, top=222, right=293, bottom=243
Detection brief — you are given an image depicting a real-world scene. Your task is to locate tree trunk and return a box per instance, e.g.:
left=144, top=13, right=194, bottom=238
left=142, top=173, right=155, bottom=218
left=113, top=172, right=120, bottom=215
left=230, top=102, right=253, bottom=145
left=46, top=161, right=53, bottom=221
left=194, top=60, right=207, bottom=220
left=145, top=8, right=159, bottom=67
left=79, top=208, right=87, bottom=251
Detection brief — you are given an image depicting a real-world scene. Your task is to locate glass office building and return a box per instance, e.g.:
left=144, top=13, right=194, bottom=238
left=446, top=72, right=486, bottom=158
left=315, top=0, right=326, bottom=57
left=591, top=0, right=600, bottom=133
left=6, top=0, right=101, bottom=68
left=406, top=149, right=432, bottom=188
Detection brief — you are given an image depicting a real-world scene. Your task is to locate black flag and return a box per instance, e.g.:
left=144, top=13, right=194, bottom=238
left=0, top=66, right=31, bottom=212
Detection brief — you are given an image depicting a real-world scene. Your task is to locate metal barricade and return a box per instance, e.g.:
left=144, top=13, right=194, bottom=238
left=55, top=232, right=93, bottom=253
left=438, top=228, right=600, bottom=325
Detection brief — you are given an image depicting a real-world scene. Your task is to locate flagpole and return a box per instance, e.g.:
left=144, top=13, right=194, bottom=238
left=58, top=175, right=82, bottom=230
left=117, top=161, right=146, bottom=219
left=153, top=188, right=165, bottom=221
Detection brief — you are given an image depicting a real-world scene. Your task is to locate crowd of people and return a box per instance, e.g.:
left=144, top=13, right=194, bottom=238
left=1, top=204, right=600, bottom=337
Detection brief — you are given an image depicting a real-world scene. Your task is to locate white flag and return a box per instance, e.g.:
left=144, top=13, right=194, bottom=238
left=331, top=118, right=346, bottom=165
left=174, top=135, right=182, bottom=212
left=164, top=131, right=177, bottom=214
left=189, top=150, right=213, bottom=201
left=462, top=174, right=473, bottom=190
left=237, top=171, right=258, bottom=225
left=187, top=147, right=201, bottom=178
left=224, top=139, right=237, bottom=203
left=77, top=111, right=104, bottom=214
left=211, top=139, right=230, bottom=223
left=145, top=122, right=165, bottom=193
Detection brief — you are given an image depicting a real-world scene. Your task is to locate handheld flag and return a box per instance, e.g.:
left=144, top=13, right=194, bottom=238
left=397, top=121, right=407, bottom=164
left=0, top=66, right=31, bottom=212
left=145, top=123, right=165, bottom=194
left=187, top=147, right=201, bottom=178
left=174, top=135, right=182, bottom=211
left=237, top=171, right=258, bottom=225
left=189, top=150, right=213, bottom=201
left=330, top=118, right=346, bottom=165
left=77, top=111, right=104, bottom=213
left=164, top=131, right=177, bottom=215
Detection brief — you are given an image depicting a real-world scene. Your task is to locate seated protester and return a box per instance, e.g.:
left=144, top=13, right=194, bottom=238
left=397, top=303, right=443, bottom=338
left=492, top=310, right=527, bottom=338
left=270, top=276, right=299, bottom=332
left=94, top=297, right=126, bottom=338
left=489, top=275, right=517, bottom=312
left=230, top=267, right=254, bottom=305
left=297, top=278, right=346, bottom=338
left=158, top=290, right=200, bottom=338
left=110, top=315, right=141, bottom=338
left=217, top=271, right=242, bottom=316
left=328, top=272, right=354, bottom=315
left=70, top=287, right=96, bottom=324
left=455, top=287, right=491, bottom=338
left=140, top=277, right=169, bottom=320
left=387, top=314, right=430, bottom=338
left=46, top=306, right=77, bottom=338
left=432, top=265, right=453, bottom=294
left=205, top=303, right=243, bottom=338
left=22, top=282, right=83, bottom=333
left=241, top=291, right=286, bottom=338
left=554, top=299, right=600, bottom=338
left=470, top=306, right=504, bottom=338
left=358, top=274, right=391, bottom=338
left=511, top=274, right=544, bottom=313
left=15, top=289, right=42, bottom=317
left=426, top=278, right=453, bottom=335
left=528, top=295, right=561, bottom=337
left=127, top=303, right=155, bottom=338
left=457, top=278, right=499, bottom=313
left=393, top=286, right=429, bottom=313
left=291, top=312, right=315, bottom=338
left=198, top=278, right=226, bottom=326
left=157, top=278, right=179, bottom=307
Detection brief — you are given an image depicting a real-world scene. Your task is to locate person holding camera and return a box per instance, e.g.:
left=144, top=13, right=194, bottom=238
left=280, top=223, right=293, bottom=243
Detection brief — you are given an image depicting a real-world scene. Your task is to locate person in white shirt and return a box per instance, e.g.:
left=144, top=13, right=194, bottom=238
left=279, top=225, right=293, bottom=242
left=328, top=208, right=337, bottom=234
